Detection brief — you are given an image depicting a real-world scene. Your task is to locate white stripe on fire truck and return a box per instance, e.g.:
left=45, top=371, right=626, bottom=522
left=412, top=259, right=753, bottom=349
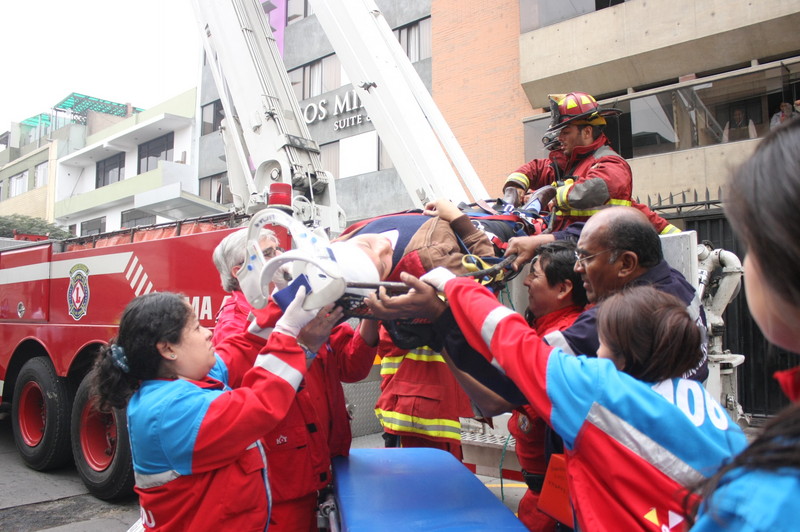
left=0, top=262, right=50, bottom=285
left=0, top=252, right=135, bottom=285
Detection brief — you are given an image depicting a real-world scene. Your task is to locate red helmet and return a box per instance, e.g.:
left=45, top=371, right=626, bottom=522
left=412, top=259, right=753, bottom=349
left=546, top=92, right=621, bottom=133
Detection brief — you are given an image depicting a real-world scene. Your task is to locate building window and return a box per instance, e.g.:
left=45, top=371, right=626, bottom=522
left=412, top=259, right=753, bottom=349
left=34, top=161, right=49, bottom=188
left=522, top=59, right=800, bottom=162
left=340, top=132, right=379, bottom=178
left=394, top=18, right=432, bottom=62
left=201, top=100, right=225, bottom=135
left=199, top=172, right=233, bottom=204
left=0, top=181, right=4, bottom=201
left=121, top=209, right=156, bottom=229
left=68, top=224, right=77, bottom=236
left=287, top=0, right=313, bottom=25
left=289, top=54, right=343, bottom=101
left=138, top=132, right=174, bottom=174
left=520, top=0, right=626, bottom=32
left=9, top=171, right=28, bottom=198
left=96, top=153, right=125, bottom=188
left=81, top=217, right=106, bottom=236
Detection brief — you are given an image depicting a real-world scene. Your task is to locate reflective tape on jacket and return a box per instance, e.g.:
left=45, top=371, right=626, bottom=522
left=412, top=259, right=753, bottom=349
left=379, top=347, right=446, bottom=377
left=554, top=197, right=632, bottom=218
left=660, top=224, right=681, bottom=235
left=374, top=408, right=462, bottom=441
left=505, top=172, right=530, bottom=191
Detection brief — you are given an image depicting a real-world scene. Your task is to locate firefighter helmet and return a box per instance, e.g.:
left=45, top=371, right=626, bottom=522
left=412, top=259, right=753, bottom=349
left=546, top=92, right=622, bottom=133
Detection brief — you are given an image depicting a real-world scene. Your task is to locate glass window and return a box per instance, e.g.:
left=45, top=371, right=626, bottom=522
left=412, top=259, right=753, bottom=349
left=287, top=0, right=312, bottom=25
left=394, top=18, right=432, bottom=62
left=524, top=59, right=800, bottom=161
left=0, top=180, right=4, bottom=201
left=199, top=172, right=233, bottom=204
left=289, top=68, right=304, bottom=102
left=121, top=209, right=156, bottom=229
left=34, top=161, right=49, bottom=188
left=201, top=100, right=225, bottom=135
left=9, top=171, right=27, bottom=197
left=138, top=132, right=174, bottom=174
left=322, top=55, right=342, bottom=94
left=520, top=0, right=626, bottom=32
left=81, top=217, right=106, bottom=236
left=339, top=132, right=378, bottom=178
left=96, top=153, right=125, bottom=188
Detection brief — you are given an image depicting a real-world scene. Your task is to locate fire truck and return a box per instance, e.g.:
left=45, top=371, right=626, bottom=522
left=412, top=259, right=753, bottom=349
left=0, top=1, right=746, bottom=528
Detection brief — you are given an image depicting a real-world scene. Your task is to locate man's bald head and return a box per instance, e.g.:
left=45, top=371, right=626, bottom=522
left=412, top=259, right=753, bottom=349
left=583, top=207, right=663, bottom=268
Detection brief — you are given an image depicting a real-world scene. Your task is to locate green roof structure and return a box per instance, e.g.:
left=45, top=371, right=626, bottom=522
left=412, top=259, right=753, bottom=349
left=20, top=93, right=144, bottom=127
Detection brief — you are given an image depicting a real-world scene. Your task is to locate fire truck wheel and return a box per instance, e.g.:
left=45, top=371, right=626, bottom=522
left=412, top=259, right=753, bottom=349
left=11, top=357, right=74, bottom=470
left=71, top=371, right=134, bottom=500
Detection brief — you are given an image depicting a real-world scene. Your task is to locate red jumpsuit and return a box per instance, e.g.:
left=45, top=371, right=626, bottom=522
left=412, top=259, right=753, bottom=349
left=504, top=134, right=679, bottom=234
left=215, top=297, right=376, bottom=532
left=508, top=305, right=583, bottom=532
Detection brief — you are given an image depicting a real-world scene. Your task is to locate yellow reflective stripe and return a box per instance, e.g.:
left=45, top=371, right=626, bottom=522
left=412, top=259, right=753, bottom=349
left=556, top=198, right=634, bottom=218
left=374, top=408, right=462, bottom=441
left=555, top=183, right=572, bottom=209
left=660, top=224, right=681, bottom=234
left=380, top=354, right=406, bottom=376
left=506, top=172, right=530, bottom=190
left=405, top=352, right=446, bottom=363
left=607, top=198, right=632, bottom=206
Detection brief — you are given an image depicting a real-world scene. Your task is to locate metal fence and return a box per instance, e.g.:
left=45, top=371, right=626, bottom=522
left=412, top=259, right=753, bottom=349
left=652, top=190, right=793, bottom=417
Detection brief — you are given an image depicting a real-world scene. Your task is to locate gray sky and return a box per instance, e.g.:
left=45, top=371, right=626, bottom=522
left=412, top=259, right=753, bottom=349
left=0, top=0, right=201, bottom=129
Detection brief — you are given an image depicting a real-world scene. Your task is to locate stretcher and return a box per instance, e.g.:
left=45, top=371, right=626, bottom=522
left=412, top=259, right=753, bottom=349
left=331, top=448, right=527, bottom=531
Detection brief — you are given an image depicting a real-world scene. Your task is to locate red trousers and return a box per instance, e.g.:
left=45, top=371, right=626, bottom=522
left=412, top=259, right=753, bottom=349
left=269, top=492, right=318, bottom=532
left=518, top=489, right=558, bottom=532
left=399, top=434, right=463, bottom=462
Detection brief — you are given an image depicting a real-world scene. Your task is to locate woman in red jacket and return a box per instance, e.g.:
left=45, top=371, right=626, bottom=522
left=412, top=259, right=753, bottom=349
left=92, top=287, right=340, bottom=531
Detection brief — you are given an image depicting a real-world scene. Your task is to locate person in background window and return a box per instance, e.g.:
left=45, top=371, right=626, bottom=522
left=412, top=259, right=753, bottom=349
left=722, top=107, right=756, bottom=142
left=769, top=101, right=799, bottom=129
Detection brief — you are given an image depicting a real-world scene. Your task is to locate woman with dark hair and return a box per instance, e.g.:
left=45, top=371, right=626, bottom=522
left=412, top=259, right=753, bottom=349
left=690, top=118, right=800, bottom=530
left=92, top=288, right=340, bottom=531
left=393, top=268, right=746, bottom=530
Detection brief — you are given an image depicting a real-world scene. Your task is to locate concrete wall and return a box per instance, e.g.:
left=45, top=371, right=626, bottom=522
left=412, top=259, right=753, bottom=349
left=629, top=138, right=759, bottom=203
left=519, top=0, right=800, bottom=108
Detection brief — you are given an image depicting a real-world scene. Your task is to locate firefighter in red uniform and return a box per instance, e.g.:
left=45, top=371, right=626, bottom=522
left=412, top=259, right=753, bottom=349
left=212, top=230, right=380, bottom=532
left=503, top=92, right=680, bottom=271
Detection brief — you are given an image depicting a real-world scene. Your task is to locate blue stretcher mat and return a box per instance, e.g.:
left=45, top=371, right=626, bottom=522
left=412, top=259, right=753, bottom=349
left=332, top=447, right=527, bottom=531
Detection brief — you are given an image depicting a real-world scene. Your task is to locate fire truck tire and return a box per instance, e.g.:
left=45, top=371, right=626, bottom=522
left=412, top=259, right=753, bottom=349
left=71, top=371, right=134, bottom=500
left=11, top=357, right=74, bottom=470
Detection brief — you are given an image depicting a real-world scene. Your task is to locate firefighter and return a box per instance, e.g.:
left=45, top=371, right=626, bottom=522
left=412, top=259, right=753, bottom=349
left=90, top=287, right=339, bottom=531
left=213, top=228, right=380, bottom=532
left=503, top=91, right=680, bottom=271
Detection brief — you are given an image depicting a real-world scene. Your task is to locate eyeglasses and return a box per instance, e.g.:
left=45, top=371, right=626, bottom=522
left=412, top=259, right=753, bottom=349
left=262, top=246, right=284, bottom=259
left=574, top=248, right=615, bottom=267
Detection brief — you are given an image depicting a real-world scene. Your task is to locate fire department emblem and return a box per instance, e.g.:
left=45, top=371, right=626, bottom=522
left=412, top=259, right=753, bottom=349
left=68, top=263, right=90, bottom=321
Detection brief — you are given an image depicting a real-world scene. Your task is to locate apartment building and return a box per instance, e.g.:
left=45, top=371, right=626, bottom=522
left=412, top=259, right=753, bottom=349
left=53, top=89, right=227, bottom=235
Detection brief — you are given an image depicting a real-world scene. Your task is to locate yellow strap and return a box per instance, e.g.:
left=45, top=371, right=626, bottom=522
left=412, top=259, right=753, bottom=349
left=461, top=255, right=505, bottom=284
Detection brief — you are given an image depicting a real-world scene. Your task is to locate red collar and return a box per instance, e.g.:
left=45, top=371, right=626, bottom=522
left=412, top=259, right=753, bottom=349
left=774, top=366, right=800, bottom=402
left=533, top=305, right=584, bottom=335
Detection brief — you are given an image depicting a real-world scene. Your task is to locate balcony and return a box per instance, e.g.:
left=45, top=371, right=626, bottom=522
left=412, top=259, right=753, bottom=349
left=519, top=0, right=800, bottom=108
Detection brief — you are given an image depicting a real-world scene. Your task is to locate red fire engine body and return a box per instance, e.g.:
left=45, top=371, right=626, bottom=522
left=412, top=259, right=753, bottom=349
left=0, top=216, right=247, bottom=499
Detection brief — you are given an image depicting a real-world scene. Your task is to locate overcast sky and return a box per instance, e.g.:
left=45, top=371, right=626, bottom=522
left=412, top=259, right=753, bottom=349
left=0, top=0, right=201, bottom=129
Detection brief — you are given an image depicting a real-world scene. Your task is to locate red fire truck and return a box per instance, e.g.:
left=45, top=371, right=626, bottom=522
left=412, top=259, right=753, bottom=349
left=0, top=215, right=245, bottom=499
